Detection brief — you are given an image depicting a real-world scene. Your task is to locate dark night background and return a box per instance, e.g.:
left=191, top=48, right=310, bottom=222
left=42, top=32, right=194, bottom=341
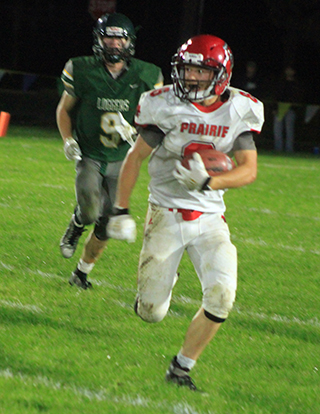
left=1, top=0, right=320, bottom=98
left=0, top=0, right=320, bottom=151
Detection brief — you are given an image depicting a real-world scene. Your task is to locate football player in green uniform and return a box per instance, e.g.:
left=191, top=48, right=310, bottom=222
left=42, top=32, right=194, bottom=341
left=57, top=12, right=163, bottom=288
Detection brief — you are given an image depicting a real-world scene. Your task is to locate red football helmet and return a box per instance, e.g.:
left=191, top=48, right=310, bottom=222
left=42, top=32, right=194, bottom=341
left=171, top=34, right=234, bottom=102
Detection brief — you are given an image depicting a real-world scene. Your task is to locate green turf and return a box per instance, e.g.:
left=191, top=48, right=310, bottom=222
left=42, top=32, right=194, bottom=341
left=0, top=125, right=319, bottom=413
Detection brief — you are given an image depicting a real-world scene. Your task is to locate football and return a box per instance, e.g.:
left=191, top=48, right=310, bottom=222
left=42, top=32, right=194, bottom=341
left=181, top=149, right=236, bottom=176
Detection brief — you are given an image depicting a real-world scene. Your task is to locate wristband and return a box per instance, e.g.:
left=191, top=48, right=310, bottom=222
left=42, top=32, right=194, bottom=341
left=112, top=207, right=129, bottom=216
left=200, top=177, right=212, bottom=192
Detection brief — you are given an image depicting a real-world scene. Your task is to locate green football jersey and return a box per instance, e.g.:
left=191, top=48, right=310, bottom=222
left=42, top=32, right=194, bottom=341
left=61, top=56, right=162, bottom=162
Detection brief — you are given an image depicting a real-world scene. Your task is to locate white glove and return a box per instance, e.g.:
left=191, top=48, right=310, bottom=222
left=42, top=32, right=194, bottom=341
left=64, top=137, right=82, bottom=161
left=115, top=112, right=137, bottom=147
left=107, top=214, right=137, bottom=243
left=173, top=152, right=210, bottom=191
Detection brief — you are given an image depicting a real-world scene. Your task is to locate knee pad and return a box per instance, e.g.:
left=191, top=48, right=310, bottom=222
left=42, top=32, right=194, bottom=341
left=135, top=297, right=169, bottom=323
left=93, top=216, right=109, bottom=241
left=77, top=207, right=99, bottom=226
left=77, top=192, right=100, bottom=225
left=203, top=282, right=236, bottom=320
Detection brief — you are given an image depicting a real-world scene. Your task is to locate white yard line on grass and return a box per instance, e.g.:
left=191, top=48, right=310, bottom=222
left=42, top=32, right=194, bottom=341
left=0, top=368, right=213, bottom=414
left=0, top=261, right=14, bottom=270
left=0, top=177, right=70, bottom=190
left=231, top=234, right=320, bottom=255
left=259, top=163, right=318, bottom=171
left=0, top=299, right=43, bottom=313
left=233, top=308, right=320, bottom=328
left=1, top=262, right=319, bottom=330
left=25, top=268, right=137, bottom=291
left=172, top=297, right=320, bottom=328
left=244, top=206, right=320, bottom=221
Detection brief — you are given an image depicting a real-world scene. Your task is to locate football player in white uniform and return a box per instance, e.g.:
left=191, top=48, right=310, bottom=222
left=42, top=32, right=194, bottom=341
left=108, top=34, right=264, bottom=390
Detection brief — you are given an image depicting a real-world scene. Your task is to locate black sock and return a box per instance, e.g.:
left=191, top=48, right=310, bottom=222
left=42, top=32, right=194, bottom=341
left=74, top=268, right=87, bottom=283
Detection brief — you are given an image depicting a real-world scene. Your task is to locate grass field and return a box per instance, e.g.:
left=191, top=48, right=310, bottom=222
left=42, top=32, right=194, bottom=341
left=0, top=125, right=319, bottom=414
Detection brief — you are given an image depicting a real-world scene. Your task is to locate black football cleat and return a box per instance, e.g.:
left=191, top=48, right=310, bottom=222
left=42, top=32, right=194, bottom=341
left=69, top=271, right=92, bottom=290
left=60, top=214, right=86, bottom=258
left=165, top=356, right=197, bottom=391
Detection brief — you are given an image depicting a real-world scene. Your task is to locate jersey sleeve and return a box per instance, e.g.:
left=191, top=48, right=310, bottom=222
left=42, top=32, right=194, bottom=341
left=154, top=71, right=164, bottom=89
left=60, top=59, right=77, bottom=97
left=136, top=60, right=164, bottom=91
left=231, top=88, right=265, bottom=134
left=134, top=90, right=158, bottom=127
left=232, top=131, right=257, bottom=151
left=136, top=125, right=165, bottom=148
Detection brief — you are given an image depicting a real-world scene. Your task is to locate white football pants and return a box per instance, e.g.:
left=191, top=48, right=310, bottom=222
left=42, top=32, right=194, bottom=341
left=136, top=203, right=237, bottom=322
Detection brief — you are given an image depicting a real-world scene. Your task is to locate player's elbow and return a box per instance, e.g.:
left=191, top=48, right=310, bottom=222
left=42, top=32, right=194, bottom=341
left=241, top=162, right=257, bottom=185
left=247, top=169, right=257, bottom=184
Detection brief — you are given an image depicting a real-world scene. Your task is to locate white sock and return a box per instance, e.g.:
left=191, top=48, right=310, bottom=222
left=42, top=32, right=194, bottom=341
left=78, top=259, right=95, bottom=274
left=177, top=351, right=196, bottom=371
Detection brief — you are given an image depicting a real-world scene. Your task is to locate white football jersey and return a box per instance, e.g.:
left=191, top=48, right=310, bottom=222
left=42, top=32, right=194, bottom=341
left=135, top=85, right=264, bottom=213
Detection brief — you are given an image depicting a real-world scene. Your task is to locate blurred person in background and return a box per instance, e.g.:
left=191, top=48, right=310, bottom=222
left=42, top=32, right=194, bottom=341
left=233, top=60, right=264, bottom=100
left=56, top=12, right=163, bottom=289
left=273, top=65, right=305, bottom=153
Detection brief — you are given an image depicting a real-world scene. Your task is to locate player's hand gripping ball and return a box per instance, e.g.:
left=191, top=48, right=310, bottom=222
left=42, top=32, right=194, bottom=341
left=181, top=149, right=236, bottom=177
left=174, top=149, right=236, bottom=191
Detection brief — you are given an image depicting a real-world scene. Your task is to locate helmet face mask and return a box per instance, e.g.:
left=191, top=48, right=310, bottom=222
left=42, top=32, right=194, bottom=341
left=171, top=35, right=234, bottom=102
left=93, top=13, right=136, bottom=64
left=175, top=63, right=221, bottom=102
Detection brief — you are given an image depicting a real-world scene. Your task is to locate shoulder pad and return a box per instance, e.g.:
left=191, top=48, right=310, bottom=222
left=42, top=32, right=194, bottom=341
left=230, top=87, right=264, bottom=133
left=130, top=58, right=163, bottom=88
left=135, top=86, right=172, bottom=127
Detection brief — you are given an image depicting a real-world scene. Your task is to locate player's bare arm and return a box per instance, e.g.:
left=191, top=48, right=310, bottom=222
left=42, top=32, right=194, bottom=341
left=56, top=91, right=78, bottom=143
left=115, top=135, right=153, bottom=209
left=207, top=148, right=257, bottom=190
left=107, top=135, right=153, bottom=243
left=56, top=91, right=82, bottom=161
